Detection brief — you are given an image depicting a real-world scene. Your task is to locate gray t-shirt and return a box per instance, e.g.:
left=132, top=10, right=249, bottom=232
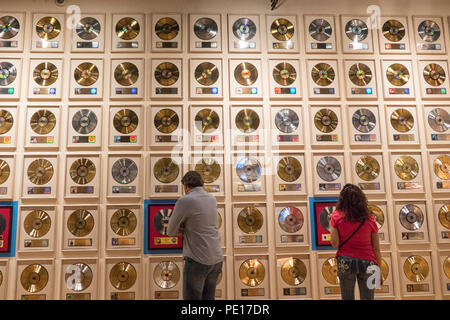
left=167, top=187, right=223, bottom=265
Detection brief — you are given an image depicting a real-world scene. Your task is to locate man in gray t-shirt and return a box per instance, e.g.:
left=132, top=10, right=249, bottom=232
left=167, top=171, right=223, bottom=300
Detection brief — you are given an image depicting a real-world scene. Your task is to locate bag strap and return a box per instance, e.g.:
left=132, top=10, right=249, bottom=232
left=338, top=219, right=365, bottom=250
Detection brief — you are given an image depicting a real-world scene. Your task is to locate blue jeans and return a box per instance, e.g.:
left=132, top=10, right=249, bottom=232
left=337, top=256, right=376, bottom=300
left=183, top=257, right=222, bottom=300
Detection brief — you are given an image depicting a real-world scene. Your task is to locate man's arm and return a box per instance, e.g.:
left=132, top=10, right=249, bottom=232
left=167, top=198, right=185, bottom=236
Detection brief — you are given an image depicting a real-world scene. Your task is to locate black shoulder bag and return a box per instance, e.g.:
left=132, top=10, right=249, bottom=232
left=338, top=219, right=365, bottom=251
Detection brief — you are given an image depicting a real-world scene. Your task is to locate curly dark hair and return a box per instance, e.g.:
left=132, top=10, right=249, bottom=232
left=336, top=184, right=370, bottom=222
left=181, top=171, right=204, bottom=188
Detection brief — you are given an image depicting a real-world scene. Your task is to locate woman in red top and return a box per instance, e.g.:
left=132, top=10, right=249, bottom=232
left=330, top=184, right=382, bottom=300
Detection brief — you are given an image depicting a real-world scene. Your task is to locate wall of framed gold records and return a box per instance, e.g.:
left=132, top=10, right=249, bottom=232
left=0, top=0, right=449, bottom=300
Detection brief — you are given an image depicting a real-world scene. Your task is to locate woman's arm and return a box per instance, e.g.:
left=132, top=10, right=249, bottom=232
left=330, top=226, right=340, bottom=248
left=371, top=232, right=382, bottom=266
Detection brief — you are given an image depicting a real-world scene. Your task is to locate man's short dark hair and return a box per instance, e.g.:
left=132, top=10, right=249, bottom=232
left=181, top=171, right=204, bottom=188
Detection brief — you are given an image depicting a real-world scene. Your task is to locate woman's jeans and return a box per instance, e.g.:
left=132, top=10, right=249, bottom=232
left=337, top=256, right=376, bottom=300
left=183, top=257, right=223, bottom=300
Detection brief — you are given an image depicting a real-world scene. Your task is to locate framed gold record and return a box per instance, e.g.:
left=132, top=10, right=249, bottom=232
left=152, top=14, right=182, bottom=52
left=189, top=58, right=224, bottom=98
left=16, top=259, right=54, bottom=299
left=379, top=16, right=411, bottom=54
left=62, top=207, right=99, bottom=250
left=31, top=13, right=64, bottom=52
left=267, top=15, right=298, bottom=53
left=19, top=206, right=56, bottom=252
left=418, top=60, right=450, bottom=98
left=111, top=14, right=144, bottom=52
left=229, top=59, right=263, bottom=99
left=233, top=203, right=268, bottom=247
left=70, top=59, right=103, bottom=99
left=381, top=60, right=415, bottom=98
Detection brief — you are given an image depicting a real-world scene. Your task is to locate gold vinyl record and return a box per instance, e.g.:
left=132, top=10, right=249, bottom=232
left=271, top=18, right=294, bottom=41
left=115, top=17, right=140, bottom=40
left=155, top=17, right=179, bottom=41
left=67, top=209, right=94, bottom=237
left=154, top=108, right=179, bottom=134
left=239, top=258, right=265, bottom=287
left=110, top=262, right=137, bottom=290
left=237, top=207, right=263, bottom=234
left=113, top=109, right=138, bottom=134
left=277, top=156, right=301, bottom=182
left=386, top=63, right=409, bottom=87
left=438, top=204, right=450, bottom=229
left=433, top=155, right=450, bottom=180
left=349, top=63, right=372, bottom=87
left=20, top=264, right=48, bottom=293
left=0, top=159, right=10, bottom=184
left=24, top=210, right=51, bottom=238
left=194, top=62, right=219, bottom=86
left=194, top=108, right=219, bottom=133
left=281, top=258, right=307, bottom=286
left=30, top=109, right=56, bottom=135
left=33, top=62, right=58, bottom=86
left=235, top=108, right=260, bottom=133
left=380, top=258, right=389, bottom=281
left=36, top=16, right=61, bottom=40
left=368, top=205, right=385, bottom=229
left=322, top=257, right=339, bottom=285
left=311, top=63, right=335, bottom=87
left=154, top=62, right=179, bottom=86
left=444, top=256, right=450, bottom=279
left=153, top=158, right=179, bottom=184
left=195, top=158, right=221, bottom=184
left=423, top=63, right=446, bottom=87
left=65, top=263, right=93, bottom=292
left=403, top=255, right=429, bottom=283
left=0, top=16, right=20, bottom=39
left=153, top=261, right=180, bottom=289
left=390, top=108, right=414, bottom=133
left=314, top=108, right=338, bottom=133
left=234, top=62, right=258, bottom=86
left=0, top=109, right=13, bottom=134
left=27, top=158, right=54, bottom=185
left=382, top=19, right=406, bottom=42
left=394, top=156, right=419, bottom=181
left=273, top=62, right=297, bottom=86
left=355, top=156, right=380, bottom=182
left=111, top=208, right=137, bottom=236
left=74, top=62, right=99, bottom=87
left=70, top=158, right=96, bottom=185
left=114, top=62, right=139, bottom=86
